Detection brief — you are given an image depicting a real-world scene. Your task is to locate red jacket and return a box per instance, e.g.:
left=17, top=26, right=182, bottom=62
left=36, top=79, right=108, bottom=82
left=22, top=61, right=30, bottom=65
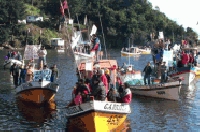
left=189, top=54, right=194, bottom=63
left=181, top=52, right=189, bottom=65
left=122, top=89, right=132, bottom=104
left=101, top=74, right=108, bottom=94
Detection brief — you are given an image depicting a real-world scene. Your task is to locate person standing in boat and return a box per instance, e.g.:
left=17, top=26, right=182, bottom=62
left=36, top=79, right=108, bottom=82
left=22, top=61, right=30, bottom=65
left=19, top=65, right=27, bottom=84
left=90, top=34, right=99, bottom=59
left=37, top=46, right=47, bottom=67
left=91, top=77, right=106, bottom=101
left=160, top=62, right=167, bottom=83
left=143, top=62, right=152, bottom=85
left=10, top=63, right=18, bottom=85
left=17, top=52, right=22, bottom=62
left=50, top=64, right=58, bottom=82
left=7, top=51, right=11, bottom=60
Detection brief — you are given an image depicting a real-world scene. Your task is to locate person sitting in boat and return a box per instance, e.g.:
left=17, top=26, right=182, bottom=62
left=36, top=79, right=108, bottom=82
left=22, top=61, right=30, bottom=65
left=7, top=51, right=11, bottom=60
left=143, top=62, right=152, bottom=85
left=37, top=46, right=47, bottom=67
left=121, top=63, right=127, bottom=72
left=160, top=62, right=167, bottom=83
left=91, top=77, right=106, bottom=101
left=105, top=69, right=111, bottom=90
left=120, top=82, right=132, bottom=104
left=90, top=34, right=99, bottom=57
left=17, top=52, right=22, bottom=62
left=78, top=79, right=91, bottom=103
left=107, top=87, right=121, bottom=103
left=91, top=69, right=99, bottom=90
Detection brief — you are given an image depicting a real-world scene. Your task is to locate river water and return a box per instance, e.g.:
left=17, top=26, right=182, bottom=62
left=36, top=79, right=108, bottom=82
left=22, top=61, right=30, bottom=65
left=0, top=49, right=199, bottom=131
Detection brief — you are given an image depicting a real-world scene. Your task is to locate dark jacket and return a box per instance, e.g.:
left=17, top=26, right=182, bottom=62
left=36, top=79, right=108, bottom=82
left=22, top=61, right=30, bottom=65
left=92, top=82, right=106, bottom=101
left=107, top=89, right=121, bottom=102
left=143, top=65, right=152, bottom=76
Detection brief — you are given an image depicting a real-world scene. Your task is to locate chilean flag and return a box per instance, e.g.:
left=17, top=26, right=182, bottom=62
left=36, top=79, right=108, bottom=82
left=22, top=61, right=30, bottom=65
left=63, top=0, right=68, bottom=9
left=60, top=1, right=64, bottom=16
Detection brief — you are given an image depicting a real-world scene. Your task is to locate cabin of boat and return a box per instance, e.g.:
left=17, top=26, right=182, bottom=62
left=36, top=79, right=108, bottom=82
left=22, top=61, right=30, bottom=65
left=16, top=69, right=59, bottom=104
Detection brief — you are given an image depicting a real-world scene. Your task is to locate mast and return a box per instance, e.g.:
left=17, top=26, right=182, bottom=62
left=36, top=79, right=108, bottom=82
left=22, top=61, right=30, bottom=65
left=129, top=38, right=130, bottom=65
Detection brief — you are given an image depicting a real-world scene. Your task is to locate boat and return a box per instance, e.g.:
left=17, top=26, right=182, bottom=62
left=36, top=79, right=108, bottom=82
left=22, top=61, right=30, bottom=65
left=16, top=45, right=59, bottom=104
left=121, top=46, right=141, bottom=56
left=3, top=59, right=23, bottom=69
left=72, top=25, right=97, bottom=61
left=138, top=47, right=151, bottom=54
left=66, top=59, right=131, bottom=132
left=16, top=98, right=56, bottom=123
left=126, top=77, right=182, bottom=100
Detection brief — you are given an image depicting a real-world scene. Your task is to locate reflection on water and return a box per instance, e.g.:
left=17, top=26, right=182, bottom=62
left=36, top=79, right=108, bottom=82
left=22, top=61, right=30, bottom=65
left=0, top=49, right=200, bottom=130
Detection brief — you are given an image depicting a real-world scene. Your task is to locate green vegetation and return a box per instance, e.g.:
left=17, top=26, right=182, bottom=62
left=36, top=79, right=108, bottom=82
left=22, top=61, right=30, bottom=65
left=0, top=0, right=198, bottom=48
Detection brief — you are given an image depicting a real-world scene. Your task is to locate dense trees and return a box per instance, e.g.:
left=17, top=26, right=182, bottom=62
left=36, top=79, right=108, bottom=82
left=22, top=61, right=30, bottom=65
left=0, top=0, right=198, bottom=47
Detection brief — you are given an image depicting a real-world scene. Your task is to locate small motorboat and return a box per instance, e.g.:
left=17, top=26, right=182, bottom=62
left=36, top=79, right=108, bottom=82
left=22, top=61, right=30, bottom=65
left=3, top=59, right=23, bottom=69
left=16, top=68, right=59, bottom=104
left=121, top=46, right=141, bottom=56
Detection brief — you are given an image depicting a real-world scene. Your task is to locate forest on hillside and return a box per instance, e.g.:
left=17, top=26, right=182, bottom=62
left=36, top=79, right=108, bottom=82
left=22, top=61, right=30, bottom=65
left=0, top=0, right=198, bottom=48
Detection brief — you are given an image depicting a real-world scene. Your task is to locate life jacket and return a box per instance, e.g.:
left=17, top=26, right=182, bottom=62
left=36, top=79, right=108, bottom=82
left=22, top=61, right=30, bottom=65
left=74, top=94, right=82, bottom=105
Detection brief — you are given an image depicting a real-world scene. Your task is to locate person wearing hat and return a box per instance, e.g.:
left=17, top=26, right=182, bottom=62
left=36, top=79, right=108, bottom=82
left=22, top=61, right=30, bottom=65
left=143, top=62, right=152, bottom=85
left=90, top=34, right=99, bottom=59
left=160, top=61, right=167, bottom=83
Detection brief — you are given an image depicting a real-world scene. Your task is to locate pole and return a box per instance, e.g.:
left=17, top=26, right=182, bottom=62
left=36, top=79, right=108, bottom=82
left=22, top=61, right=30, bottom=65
left=99, top=13, right=107, bottom=59
left=76, top=13, right=82, bottom=41
left=129, top=38, right=130, bottom=65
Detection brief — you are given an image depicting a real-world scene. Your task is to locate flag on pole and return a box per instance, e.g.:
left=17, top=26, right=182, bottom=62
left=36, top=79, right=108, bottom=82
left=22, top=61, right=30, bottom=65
left=60, top=1, right=64, bottom=16
left=63, top=0, right=68, bottom=9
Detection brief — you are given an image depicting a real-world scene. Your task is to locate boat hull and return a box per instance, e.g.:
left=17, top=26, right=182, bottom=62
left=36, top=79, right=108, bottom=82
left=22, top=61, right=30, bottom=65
left=121, top=51, right=140, bottom=56
left=67, top=111, right=127, bottom=132
left=16, top=81, right=59, bottom=104
left=129, top=81, right=181, bottom=100
left=168, top=67, right=196, bottom=85
left=139, top=50, right=151, bottom=54
left=3, top=59, right=23, bottom=69
left=74, top=52, right=93, bottom=61
left=65, top=100, right=131, bottom=132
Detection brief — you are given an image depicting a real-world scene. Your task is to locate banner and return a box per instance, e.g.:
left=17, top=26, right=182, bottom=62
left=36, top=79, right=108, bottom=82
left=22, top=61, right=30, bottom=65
left=159, top=31, right=164, bottom=39
left=33, top=69, right=52, bottom=81
left=163, top=50, right=173, bottom=66
left=90, top=25, right=97, bottom=36
left=24, top=45, right=41, bottom=60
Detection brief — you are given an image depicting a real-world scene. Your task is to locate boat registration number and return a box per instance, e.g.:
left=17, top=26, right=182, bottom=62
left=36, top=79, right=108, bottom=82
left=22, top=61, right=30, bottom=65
left=107, top=115, right=123, bottom=125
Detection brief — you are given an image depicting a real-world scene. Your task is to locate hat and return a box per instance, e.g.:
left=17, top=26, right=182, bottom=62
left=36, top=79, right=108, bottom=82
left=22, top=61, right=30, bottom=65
left=105, top=69, right=109, bottom=74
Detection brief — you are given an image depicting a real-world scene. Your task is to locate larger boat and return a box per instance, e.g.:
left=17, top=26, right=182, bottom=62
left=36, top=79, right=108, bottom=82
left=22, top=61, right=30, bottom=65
left=16, top=45, right=59, bottom=104
left=66, top=59, right=131, bottom=132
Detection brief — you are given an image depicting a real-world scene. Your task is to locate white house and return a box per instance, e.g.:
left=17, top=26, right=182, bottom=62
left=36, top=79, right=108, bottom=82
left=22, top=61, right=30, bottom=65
left=51, top=38, right=65, bottom=47
left=26, top=16, right=44, bottom=23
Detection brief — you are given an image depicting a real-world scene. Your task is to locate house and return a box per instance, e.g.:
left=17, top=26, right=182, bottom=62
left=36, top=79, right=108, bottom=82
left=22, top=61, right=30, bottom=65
left=51, top=38, right=65, bottom=47
left=26, top=16, right=44, bottom=23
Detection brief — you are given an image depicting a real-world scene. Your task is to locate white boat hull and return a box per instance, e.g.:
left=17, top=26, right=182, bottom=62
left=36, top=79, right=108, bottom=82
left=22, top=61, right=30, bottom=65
left=169, top=72, right=195, bottom=85
left=3, top=59, right=23, bottom=69
left=121, top=51, right=140, bottom=56
left=74, top=52, right=93, bottom=61
left=129, top=81, right=182, bottom=100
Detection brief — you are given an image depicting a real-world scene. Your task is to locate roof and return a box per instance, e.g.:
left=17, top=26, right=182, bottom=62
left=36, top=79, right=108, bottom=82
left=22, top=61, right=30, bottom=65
left=78, top=60, right=118, bottom=71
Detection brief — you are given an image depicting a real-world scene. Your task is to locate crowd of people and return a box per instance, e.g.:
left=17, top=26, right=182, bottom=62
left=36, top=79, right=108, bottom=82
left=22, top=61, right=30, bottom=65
left=9, top=46, right=58, bottom=88
left=68, top=68, right=132, bottom=106
left=5, top=50, right=22, bottom=61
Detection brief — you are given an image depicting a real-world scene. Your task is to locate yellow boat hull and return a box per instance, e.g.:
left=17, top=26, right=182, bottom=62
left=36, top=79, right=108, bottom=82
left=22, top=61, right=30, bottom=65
left=67, top=111, right=127, bottom=132
left=17, top=89, right=55, bottom=104
left=195, top=70, right=200, bottom=76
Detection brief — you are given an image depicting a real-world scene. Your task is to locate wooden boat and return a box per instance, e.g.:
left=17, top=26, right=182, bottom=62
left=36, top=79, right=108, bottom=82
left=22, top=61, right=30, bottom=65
left=168, top=66, right=196, bottom=85
left=127, top=77, right=182, bottom=100
left=74, top=51, right=94, bottom=61
left=138, top=47, right=151, bottom=54
left=121, top=46, right=141, bottom=56
left=66, top=59, right=131, bottom=132
left=16, top=98, right=56, bottom=123
left=16, top=69, right=59, bottom=104
left=66, top=100, right=131, bottom=132
left=3, top=59, right=23, bottom=69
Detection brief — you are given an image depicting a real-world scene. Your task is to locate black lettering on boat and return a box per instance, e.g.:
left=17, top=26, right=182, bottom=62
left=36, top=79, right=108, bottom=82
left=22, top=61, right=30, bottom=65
left=104, top=104, right=126, bottom=111
left=156, top=91, right=165, bottom=95
left=107, top=115, right=123, bottom=125
left=66, top=106, right=83, bottom=114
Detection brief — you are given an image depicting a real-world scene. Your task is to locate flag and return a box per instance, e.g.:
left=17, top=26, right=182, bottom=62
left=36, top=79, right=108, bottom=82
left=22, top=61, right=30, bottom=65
left=197, top=21, right=198, bottom=25
left=60, top=1, right=64, bottom=16
left=84, top=15, right=87, bottom=25
left=63, top=0, right=68, bottom=9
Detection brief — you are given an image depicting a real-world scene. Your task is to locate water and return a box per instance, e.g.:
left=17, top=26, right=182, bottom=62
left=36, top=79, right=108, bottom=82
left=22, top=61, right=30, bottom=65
left=0, top=49, right=200, bottom=131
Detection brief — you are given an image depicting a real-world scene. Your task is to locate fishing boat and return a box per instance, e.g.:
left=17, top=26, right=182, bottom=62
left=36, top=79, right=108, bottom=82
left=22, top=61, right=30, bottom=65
left=16, top=45, right=59, bottom=104
left=121, top=46, right=141, bottom=56
left=3, top=59, right=23, bottom=69
left=138, top=47, right=151, bottom=54
left=126, top=77, right=182, bottom=100
left=66, top=59, right=131, bottom=132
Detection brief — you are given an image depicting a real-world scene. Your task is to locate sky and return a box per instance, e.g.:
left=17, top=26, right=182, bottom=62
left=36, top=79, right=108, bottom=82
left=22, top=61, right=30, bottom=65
left=148, top=0, right=200, bottom=37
